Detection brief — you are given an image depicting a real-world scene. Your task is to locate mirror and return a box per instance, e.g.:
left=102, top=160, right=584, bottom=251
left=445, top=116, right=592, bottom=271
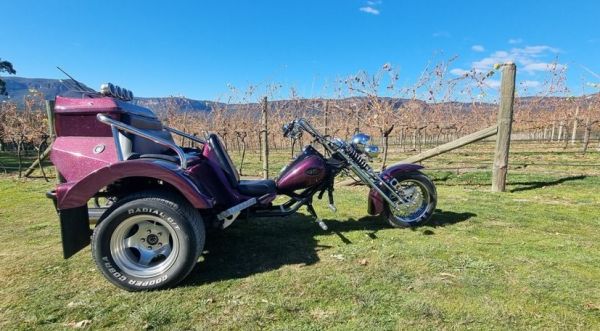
left=364, top=145, right=380, bottom=158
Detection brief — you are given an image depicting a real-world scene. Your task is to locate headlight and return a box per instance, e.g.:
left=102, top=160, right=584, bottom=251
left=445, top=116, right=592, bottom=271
left=364, top=145, right=380, bottom=158
left=351, top=133, right=370, bottom=152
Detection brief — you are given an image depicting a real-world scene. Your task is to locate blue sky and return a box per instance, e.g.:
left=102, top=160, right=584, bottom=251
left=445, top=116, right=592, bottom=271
left=2, top=0, right=599, bottom=100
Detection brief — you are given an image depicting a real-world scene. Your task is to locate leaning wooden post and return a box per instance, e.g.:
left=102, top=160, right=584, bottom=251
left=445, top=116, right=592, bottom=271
left=492, top=63, right=516, bottom=192
left=261, top=96, right=269, bottom=179
left=23, top=100, right=57, bottom=179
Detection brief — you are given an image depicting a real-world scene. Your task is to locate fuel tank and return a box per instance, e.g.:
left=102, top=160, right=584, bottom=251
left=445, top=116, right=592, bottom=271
left=276, top=146, right=328, bottom=193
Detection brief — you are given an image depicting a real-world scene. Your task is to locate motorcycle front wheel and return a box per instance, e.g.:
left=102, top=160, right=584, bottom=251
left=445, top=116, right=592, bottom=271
left=383, top=171, right=437, bottom=228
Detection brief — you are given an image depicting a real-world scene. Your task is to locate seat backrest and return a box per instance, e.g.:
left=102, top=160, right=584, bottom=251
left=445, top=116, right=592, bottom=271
left=118, top=113, right=176, bottom=159
left=208, top=134, right=240, bottom=187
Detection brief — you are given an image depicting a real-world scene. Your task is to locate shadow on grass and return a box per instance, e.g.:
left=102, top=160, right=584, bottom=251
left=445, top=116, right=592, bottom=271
left=427, top=209, right=476, bottom=227
left=182, top=209, right=475, bottom=287
left=509, top=175, right=587, bottom=193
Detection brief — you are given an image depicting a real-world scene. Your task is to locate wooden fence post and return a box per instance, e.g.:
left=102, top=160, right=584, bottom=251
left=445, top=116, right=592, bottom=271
left=492, top=63, right=516, bottom=192
left=46, top=100, right=56, bottom=139
left=558, top=121, right=565, bottom=141
left=261, top=96, right=269, bottom=179
left=571, top=106, right=579, bottom=145
left=582, top=117, right=591, bottom=154
left=324, top=101, right=329, bottom=136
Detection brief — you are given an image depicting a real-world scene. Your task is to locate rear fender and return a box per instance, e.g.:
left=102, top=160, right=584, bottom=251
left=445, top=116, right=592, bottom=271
left=52, top=159, right=215, bottom=259
left=367, top=163, right=424, bottom=215
left=55, top=159, right=215, bottom=210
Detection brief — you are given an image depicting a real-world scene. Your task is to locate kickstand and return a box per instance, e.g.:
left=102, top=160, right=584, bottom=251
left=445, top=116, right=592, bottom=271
left=306, top=203, right=328, bottom=231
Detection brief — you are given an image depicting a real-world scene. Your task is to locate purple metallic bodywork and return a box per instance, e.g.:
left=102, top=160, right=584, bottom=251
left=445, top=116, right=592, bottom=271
left=51, top=137, right=118, bottom=182
left=276, top=154, right=327, bottom=192
left=367, top=163, right=425, bottom=215
left=56, top=159, right=215, bottom=209
left=54, top=96, right=148, bottom=137
left=51, top=96, right=216, bottom=211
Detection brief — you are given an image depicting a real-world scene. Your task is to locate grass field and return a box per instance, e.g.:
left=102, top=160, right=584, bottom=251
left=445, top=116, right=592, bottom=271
left=1, top=142, right=599, bottom=330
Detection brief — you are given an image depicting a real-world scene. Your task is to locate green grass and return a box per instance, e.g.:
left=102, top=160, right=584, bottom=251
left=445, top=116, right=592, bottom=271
left=1, top=145, right=599, bottom=330
left=0, top=151, right=55, bottom=177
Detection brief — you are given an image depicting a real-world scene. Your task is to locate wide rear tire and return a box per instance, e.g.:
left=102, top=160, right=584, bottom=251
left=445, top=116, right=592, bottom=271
left=383, top=171, right=437, bottom=228
left=91, top=191, right=204, bottom=291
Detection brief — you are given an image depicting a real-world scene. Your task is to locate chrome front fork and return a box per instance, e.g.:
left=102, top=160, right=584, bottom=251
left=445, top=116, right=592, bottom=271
left=347, top=163, right=406, bottom=211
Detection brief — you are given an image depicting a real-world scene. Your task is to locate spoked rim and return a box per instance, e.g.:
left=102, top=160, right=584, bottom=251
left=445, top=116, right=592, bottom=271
left=389, top=179, right=431, bottom=223
left=110, top=215, right=179, bottom=278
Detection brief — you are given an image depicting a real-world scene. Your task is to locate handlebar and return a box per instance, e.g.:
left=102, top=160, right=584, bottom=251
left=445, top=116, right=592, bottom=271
left=283, top=118, right=344, bottom=154
left=283, top=119, right=320, bottom=138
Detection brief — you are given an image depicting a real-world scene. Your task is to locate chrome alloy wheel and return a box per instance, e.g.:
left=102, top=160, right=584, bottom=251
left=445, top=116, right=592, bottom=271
left=110, top=215, right=179, bottom=278
left=389, top=179, right=431, bottom=223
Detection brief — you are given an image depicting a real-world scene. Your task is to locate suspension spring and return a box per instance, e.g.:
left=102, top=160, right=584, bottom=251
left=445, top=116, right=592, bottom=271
left=346, top=147, right=370, bottom=171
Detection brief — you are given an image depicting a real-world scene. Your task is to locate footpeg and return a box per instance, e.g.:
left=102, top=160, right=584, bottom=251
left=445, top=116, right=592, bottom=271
left=317, top=219, right=328, bottom=231
left=328, top=204, right=337, bottom=212
left=327, top=188, right=336, bottom=213
left=306, top=203, right=328, bottom=231
left=217, top=198, right=258, bottom=228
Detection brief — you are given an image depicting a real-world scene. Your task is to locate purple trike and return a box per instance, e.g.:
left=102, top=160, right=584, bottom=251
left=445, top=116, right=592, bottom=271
left=47, top=83, right=436, bottom=291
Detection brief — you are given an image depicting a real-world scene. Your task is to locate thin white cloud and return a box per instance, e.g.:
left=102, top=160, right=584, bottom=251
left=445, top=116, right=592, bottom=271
left=484, top=79, right=501, bottom=89
left=471, top=45, right=485, bottom=52
left=450, top=44, right=565, bottom=89
left=367, top=0, right=382, bottom=5
left=508, top=38, right=523, bottom=44
left=450, top=68, right=469, bottom=76
left=518, top=45, right=559, bottom=55
left=520, top=80, right=541, bottom=88
left=454, top=45, right=563, bottom=75
left=522, top=62, right=566, bottom=73
left=360, top=6, right=380, bottom=15
left=432, top=31, right=451, bottom=38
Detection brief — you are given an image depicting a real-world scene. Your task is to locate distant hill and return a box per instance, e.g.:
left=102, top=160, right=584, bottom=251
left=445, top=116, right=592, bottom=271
left=1, top=76, right=597, bottom=115
left=0, top=77, right=390, bottom=114
left=1, top=77, right=72, bottom=102
left=0, top=77, right=215, bottom=113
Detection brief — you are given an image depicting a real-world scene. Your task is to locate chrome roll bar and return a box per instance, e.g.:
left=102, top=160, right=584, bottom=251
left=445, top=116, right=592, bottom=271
left=164, top=126, right=206, bottom=145
left=97, top=114, right=189, bottom=169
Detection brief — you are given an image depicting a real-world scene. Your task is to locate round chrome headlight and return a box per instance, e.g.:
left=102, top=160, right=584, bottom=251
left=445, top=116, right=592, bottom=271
left=364, top=145, right=380, bottom=158
left=351, top=133, right=370, bottom=152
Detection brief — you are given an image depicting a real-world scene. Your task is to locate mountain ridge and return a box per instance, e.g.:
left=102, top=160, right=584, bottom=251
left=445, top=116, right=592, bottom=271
left=1, top=76, right=596, bottom=114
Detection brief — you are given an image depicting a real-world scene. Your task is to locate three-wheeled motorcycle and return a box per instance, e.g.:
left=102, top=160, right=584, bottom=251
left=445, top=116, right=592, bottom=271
left=47, top=83, right=436, bottom=291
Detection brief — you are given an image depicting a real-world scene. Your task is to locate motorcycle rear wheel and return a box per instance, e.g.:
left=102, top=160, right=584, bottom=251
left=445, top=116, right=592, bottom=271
left=91, top=191, right=204, bottom=291
left=383, top=171, right=437, bottom=228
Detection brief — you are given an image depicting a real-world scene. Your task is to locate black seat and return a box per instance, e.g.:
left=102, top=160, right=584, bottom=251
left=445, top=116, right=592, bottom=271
left=119, top=112, right=178, bottom=161
left=128, top=153, right=179, bottom=163
left=238, top=179, right=276, bottom=196
left=207, top=134, right=240, bottom=187
left=208, top=134, right=276, bottom=197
